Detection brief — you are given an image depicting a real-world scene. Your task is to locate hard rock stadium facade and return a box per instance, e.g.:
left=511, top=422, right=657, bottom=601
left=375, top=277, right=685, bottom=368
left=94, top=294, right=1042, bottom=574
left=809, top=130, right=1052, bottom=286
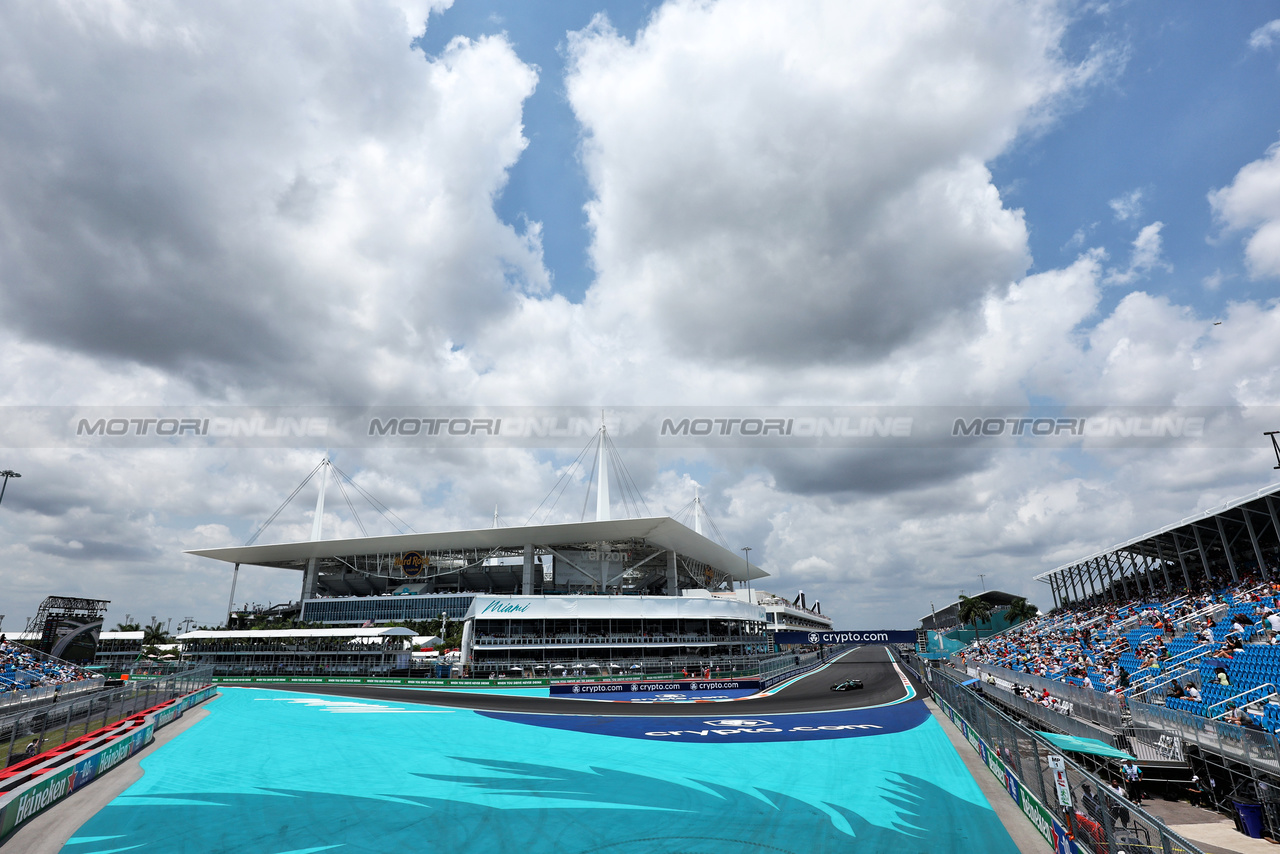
left=186, top=516, right=817, bottom=676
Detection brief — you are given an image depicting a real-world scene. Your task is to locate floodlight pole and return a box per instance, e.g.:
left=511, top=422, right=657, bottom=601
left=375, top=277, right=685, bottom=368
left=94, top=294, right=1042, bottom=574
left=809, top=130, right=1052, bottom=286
left=0, top=470, right=21, bottom=507
left=741, top=547, right=752, bottom=604
left=1267, top=431, right=1280, bottom=470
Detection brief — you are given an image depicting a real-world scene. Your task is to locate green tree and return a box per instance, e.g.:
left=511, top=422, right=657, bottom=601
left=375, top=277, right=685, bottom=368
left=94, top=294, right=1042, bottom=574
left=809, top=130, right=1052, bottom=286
left=114, top=622, right=142, bottom=632
left=958, top=595, right=993, bottom=642
left=1004, top=597, right=1038, bottom=627
left=142, top=624, right=171, bottom=646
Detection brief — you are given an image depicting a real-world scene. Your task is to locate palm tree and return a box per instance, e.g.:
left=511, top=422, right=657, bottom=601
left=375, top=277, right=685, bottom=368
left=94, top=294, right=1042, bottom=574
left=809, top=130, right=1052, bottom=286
left=1004, top=597, right=1039, bottom=627
left=142, top=624, right=170, bottom=646
left=114, top=622, right=142, bottom=632
left=958, top=595, right=993, bottom=642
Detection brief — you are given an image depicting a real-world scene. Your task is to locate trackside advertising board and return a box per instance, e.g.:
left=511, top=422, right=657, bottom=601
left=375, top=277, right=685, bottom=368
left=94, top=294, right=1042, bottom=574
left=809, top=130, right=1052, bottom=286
left=211, top=676, right=549, bottom=687
left=931, top=691, right=1081, bottom=854
left=773, top=630, right=916, bottom=645
left=0, top=685, right=217, bottom=840
left=550, top=678, right=759, bottom=696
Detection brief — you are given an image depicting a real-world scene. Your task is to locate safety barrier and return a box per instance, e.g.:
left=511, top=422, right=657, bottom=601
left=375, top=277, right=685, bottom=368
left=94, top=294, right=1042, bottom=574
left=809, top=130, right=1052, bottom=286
left=907, top=653, right=1203, bottom=854
left=0, top=680, right=217, bottom=840
left=967, top=662, right=1126, bottom=730
left=0, top=677, right=105, bottom=712
left=549, top=678, right=758, bottom=695
left=213, top=675, right=550, bottom=688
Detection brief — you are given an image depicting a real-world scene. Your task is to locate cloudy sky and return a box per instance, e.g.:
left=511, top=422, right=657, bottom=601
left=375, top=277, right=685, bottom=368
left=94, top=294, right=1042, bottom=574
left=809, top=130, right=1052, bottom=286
left=3, top=0, right=1280, bottom=631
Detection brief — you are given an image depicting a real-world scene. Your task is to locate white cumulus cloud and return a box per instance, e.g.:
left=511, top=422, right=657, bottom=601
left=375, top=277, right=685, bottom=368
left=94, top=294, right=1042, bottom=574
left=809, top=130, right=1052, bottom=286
left=1109, top=188, right=1144, bottom=221
left=564, top=0, right=1106, bottom=366
left=1105, top=221, right=1170, bottom=285
left=1249, top=19, right=1280, bottom=51
left=1210, top=140, right=1280, bottom=280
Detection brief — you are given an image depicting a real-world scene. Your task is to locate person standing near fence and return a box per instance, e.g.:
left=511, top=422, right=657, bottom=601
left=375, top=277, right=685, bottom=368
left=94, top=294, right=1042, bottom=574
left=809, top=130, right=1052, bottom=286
left=1108, top=780, right=1131, bottom=827
left=1123, top=760, right=1143, bottom=804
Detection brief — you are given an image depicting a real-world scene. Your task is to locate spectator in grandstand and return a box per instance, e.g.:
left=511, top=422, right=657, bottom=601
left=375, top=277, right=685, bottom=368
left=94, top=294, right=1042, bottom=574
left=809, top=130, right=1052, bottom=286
left=1166, top=681, right=1185, bottom=700
left=1185, top=682, right=1201, bottom=701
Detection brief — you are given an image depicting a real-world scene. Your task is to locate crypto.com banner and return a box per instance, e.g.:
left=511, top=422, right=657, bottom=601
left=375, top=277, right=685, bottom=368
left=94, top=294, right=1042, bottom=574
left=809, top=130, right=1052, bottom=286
left=773, top=630, right=917, bottom=646
left=0, top=405, right=1275, bottom=449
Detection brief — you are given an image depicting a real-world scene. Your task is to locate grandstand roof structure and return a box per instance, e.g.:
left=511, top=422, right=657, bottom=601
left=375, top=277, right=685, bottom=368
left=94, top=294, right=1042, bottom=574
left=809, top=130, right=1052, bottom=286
left=189, top=517, right=763, bottom=579
left=1035, top=483, right=1280, bottom=608
left=187, top=516, right=767, bottom=600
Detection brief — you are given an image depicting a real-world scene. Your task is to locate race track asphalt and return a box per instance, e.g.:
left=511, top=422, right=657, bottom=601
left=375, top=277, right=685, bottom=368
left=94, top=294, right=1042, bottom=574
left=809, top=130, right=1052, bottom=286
left=220, top=644, right=914, bottom=716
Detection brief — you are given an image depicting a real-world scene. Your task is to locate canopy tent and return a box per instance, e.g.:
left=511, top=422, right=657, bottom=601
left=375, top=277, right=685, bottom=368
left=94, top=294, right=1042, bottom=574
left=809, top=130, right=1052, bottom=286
left=1035, top=731, right=1136, bottom=761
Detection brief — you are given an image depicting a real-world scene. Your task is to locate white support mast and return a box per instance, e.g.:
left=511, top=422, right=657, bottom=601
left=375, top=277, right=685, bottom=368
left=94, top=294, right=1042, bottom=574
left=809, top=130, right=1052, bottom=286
left=694, top=486, right=704, bottom=536
left=310, top=459, right=329, bottom=542
left=301, top=457, right=330, bottom=601
left=595, top=416, right=611, bottom=522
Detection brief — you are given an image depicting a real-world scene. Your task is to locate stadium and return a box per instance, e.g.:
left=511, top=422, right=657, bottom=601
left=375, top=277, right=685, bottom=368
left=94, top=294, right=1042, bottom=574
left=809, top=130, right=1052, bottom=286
left=6, top=1, right=1280, bottom=851
left=6, top=436, right=1280, bottom=854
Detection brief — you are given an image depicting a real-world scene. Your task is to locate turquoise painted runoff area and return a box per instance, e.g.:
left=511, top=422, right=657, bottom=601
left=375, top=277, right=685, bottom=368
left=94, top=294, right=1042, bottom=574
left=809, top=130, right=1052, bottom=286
left=63, top=687, right=1022, bottom=853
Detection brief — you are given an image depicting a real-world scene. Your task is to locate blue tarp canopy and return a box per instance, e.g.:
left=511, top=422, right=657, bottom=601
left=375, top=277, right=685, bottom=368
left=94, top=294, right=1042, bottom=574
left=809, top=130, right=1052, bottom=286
left=961, top=678, right=979, bottom=686
left=1035, top=731, right=1136, bottom=761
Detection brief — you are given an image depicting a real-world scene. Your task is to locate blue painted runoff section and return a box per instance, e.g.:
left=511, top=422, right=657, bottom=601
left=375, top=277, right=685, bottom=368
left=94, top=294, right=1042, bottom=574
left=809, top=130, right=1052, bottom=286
left=63, top=686, right=1022, bottom=853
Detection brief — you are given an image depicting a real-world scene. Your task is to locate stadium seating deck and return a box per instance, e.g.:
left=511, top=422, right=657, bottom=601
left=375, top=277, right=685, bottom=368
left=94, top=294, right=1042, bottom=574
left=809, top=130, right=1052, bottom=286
left=0, top=639, right=93, bottom=694
left=961, top=577, right=1280, bottom=730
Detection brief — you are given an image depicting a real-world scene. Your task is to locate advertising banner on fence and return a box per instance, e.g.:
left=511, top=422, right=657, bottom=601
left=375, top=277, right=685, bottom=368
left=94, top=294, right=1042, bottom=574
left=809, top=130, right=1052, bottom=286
left=932, top=691, right=1081, bottom=854
left=211, top=676, right=549, bottom=688
left=0, top=767, right=76, bottom=837
left=550, top=678, right=759, bottom=696
left=0, top=685, right=217, bottom=842
left=773, top=630, right=916, bottom=646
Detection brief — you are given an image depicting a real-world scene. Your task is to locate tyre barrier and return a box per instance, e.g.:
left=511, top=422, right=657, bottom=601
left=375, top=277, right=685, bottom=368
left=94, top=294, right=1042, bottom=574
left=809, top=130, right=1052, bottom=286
left=0, top=684, right=217, bottom=840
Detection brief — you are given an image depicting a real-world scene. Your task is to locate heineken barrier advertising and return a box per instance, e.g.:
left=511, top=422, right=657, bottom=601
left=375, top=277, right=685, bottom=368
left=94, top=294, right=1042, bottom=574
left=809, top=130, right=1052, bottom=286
left=773, top=630, right=916, bottom=646
left=0, top=685, right=217, bottom=840
left=932, top=692, right=1081, bottom=854
left=211, top=676, right=550, bottom=687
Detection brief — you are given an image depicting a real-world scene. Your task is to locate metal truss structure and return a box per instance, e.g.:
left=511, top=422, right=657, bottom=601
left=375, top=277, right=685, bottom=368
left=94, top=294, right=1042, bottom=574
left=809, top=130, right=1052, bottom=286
left=1035, top=484, right=1280, bottom=608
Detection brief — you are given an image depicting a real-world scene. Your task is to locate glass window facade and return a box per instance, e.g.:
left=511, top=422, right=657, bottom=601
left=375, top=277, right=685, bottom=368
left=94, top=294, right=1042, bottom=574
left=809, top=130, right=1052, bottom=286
left=301, top=594, right=475, bottom=625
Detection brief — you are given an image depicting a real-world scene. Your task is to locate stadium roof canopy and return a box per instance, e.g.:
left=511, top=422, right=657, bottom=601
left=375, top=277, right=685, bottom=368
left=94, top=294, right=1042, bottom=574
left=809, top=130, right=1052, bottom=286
left=187, top=516, right=767, bottom=583
left=1034, top=483, right=1280, bottom=608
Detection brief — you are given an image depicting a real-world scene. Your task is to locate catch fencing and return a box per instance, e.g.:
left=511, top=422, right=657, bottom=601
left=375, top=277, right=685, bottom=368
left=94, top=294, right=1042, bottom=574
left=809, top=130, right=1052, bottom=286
left=979, top=680, right=1127, bottom=748
left=0, top=667, right=212, bottom=768
left=966, top=661, right=1126, bottom=731
left=907, top=653, right=1202, bottom=854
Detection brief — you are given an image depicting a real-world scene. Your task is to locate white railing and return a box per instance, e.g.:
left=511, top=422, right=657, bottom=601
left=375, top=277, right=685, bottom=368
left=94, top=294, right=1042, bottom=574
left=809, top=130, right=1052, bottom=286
left=1207, top=683, right=1278, bottom=719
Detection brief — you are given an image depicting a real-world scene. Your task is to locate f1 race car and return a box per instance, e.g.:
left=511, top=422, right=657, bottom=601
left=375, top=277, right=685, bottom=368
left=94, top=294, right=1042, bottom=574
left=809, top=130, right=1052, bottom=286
left=830, top=679, right=864, bottom=691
